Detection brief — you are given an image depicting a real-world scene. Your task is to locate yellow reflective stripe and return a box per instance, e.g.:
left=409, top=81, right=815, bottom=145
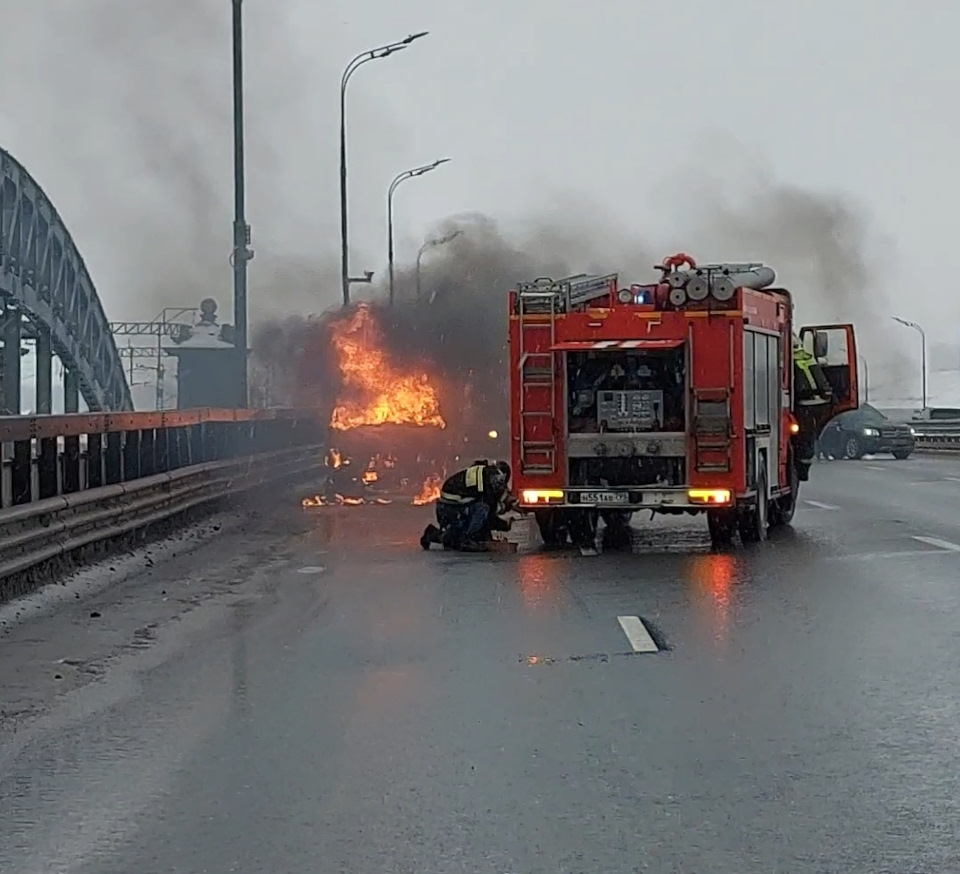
left=440, top=491, right=472, bottom=503
left=465, top=465, right=484, bottom=491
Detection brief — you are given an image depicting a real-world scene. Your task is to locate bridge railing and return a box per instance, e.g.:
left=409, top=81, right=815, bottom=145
left=0, top=408, right=327, bottom=595
left=0, top=408, right=323, bottom=507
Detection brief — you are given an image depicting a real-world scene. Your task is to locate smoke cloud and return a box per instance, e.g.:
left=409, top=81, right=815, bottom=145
left=0, top=8, right=902, bottom=414
left=0, top=0, right=343, bottom=326
left=258, top=159, right=902, bottom=427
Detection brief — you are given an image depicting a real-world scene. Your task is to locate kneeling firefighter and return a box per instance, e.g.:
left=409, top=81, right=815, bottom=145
left=420, top=460, right=516, bottom=551
left=792, top=333, right=833, bottom=481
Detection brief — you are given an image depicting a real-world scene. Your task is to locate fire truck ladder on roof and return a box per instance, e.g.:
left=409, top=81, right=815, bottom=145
left=516, top=273, right=617, bottom=314
left=516, top=281, right=563, bottom=475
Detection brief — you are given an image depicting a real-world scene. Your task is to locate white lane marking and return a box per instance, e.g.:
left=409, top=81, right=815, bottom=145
left=804, top=500, right=839, bottom=510
left=297, top=566, right=326, bottom=574
left=911, top=536, right=960, bottom=553
left=825, top=549, right=955, bottom=562
left=864, top=465, right=886, bottom=471
left=944, top=477, right=960, bottom=483
left=617, top=615, right=659, bottom=653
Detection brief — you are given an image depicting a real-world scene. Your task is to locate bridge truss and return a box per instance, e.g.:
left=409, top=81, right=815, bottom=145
left=0, top=147, right=132, bottom=413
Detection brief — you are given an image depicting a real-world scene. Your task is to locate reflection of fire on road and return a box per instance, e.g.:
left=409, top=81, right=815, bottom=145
left=328, top=305, right=446, bottom=431
left=412, top=474, right=442, bottom=505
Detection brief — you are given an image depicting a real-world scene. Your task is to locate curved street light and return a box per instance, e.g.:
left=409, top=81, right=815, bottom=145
left=339, top=31, right=429, bottom=308
left=892, top=316, right=927, bottom=409
left=416, top=229, right=463, bottom=301
left=387, top=158, right=451, bottom=306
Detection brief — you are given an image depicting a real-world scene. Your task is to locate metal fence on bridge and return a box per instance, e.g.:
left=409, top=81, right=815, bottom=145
left=0, top=408, right=325, bottom=594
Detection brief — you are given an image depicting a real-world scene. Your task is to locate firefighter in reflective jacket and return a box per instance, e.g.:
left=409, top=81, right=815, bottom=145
left=420, top=461, right=514, bottom=551
left=792, top=334, right=833, bottom=480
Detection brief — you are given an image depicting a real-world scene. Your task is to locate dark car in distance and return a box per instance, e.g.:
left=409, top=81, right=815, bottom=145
left=817, top=403, right=916, bottom=460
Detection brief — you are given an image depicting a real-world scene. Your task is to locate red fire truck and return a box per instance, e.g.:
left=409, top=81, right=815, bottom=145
left=507, top=254, right=859, bottom=548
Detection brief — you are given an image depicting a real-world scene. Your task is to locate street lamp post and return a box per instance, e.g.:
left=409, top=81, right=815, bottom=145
left=387, top=159, right=451, bottom=306
left=340, top=31, right=428, bottom=309
left=892, top=316, right=927, bottom=409
left=859, top=354, right=869, bottom=403
left=231, top=0, right=254, bottom=406
left=416, top=229, right=462, bottom=301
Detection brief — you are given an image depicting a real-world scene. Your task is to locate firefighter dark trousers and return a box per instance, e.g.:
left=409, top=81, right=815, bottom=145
left=436, top=501, right=490, bottom=546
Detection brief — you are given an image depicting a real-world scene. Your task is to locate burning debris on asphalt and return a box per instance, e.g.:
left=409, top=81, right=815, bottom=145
left=300, top=447, right=444, bottom=509
left=412, top=475, right=443, bottom=506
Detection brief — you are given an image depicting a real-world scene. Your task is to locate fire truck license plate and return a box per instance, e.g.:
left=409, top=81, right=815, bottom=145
left=580, top=491, right=630, bottom=504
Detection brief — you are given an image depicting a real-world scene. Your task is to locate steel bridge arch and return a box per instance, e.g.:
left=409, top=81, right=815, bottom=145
left=0, top=147, right=132, bottom=411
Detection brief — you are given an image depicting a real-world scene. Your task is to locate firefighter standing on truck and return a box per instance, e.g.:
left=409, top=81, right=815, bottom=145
left=792, top=333, right=833, bottom=479
left=420, top=460, right=515, bottom=552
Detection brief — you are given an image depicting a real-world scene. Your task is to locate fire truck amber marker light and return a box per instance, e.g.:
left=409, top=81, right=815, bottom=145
left=522, top=489, right=564, bottom=503
left=687, top=489, right=731, bottom=504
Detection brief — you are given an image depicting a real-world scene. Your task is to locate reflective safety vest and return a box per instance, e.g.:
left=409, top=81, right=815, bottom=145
left=792, top=336, right=832, bottom=400
left=439, top=464, right=486, bottom=505
left=793, top=338, right=819, bottom=393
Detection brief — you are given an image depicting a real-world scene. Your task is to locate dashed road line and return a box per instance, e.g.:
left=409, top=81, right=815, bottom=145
left=826, top=549, right=954, bottom=562
left=864, top=465, right=886, bottom=471
left=617, top=615, right=659, bottom=653
left=944, top=477, right=960, bottom=483
left=297, top=566, right=326, bottom=574
left=804, top=500, right=840, bottom=510
left=911, top=536, right=960, bottom=553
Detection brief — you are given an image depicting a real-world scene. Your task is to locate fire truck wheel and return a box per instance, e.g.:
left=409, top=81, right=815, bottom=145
left=600, top=510, right=632, bottom=531
left=738, top=469, right=769, bottom=544
left=567, top=509, right=600, bottom=549
left=534, top=509, right=568, bottom=548
left=707, top=509, right=736, bottom=548
left=770, top=458, right=799, bottom=527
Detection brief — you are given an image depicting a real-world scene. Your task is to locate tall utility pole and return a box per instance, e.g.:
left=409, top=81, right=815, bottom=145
left=340, top=31, right=428, bottom=308
left=387, top=158, right=450, bottom=306
left=232, top=0, right=254, bottom=406
left=892, top=316, right=927, bottom=409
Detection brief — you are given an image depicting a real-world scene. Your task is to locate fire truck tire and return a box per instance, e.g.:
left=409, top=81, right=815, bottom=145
left=707, top=509, right=736, bottom=547
left=600, top=509, right=632, bottom=531
left=738, top=469, right=769, bottom=544
left=567, top=509, right=600, bottom=549
left=770, top=459, right=799, bottom=527
left=534, top=509, right=568, bottom=548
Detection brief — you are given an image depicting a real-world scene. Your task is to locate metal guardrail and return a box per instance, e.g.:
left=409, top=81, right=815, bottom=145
left=0, top=407, right=325, bottom=597
left=0, top=445, right=321, bottom=590
left=0, top=407, right=321, bottom=508
left=907, top=418, right=960, bottom=452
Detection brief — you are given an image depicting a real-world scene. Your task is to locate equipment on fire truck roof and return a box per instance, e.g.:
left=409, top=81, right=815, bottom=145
left=655, top=255, right=776, bottom=307
left=516, top=273, right=618, bottom=312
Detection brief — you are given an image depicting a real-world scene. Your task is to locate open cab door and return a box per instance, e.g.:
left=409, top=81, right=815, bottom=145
left=799, top=323, right=859, bottom=423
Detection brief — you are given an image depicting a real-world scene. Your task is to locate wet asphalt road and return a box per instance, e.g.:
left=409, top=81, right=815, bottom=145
left=2, top=456, right=960, bottom=872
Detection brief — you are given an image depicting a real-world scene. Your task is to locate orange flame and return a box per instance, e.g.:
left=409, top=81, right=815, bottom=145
left=412, top=474, right=443, bottom=505
left=301, top=494, right=393, bottom=508
left=362, top=469, right=378, bottom=484
left=326, top=448, right=342, bottom=468
left=328, top=305, right=446, bottom=430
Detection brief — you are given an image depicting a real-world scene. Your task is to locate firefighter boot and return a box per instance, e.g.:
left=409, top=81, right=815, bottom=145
left=420, top=524, right=441, bottom=550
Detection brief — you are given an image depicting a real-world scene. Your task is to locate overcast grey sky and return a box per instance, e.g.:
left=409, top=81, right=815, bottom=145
left=1, top=0, right=958, bottom=404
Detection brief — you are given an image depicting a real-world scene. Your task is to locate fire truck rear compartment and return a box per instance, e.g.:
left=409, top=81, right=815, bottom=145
left=566, top=347, right=686, bottom=488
